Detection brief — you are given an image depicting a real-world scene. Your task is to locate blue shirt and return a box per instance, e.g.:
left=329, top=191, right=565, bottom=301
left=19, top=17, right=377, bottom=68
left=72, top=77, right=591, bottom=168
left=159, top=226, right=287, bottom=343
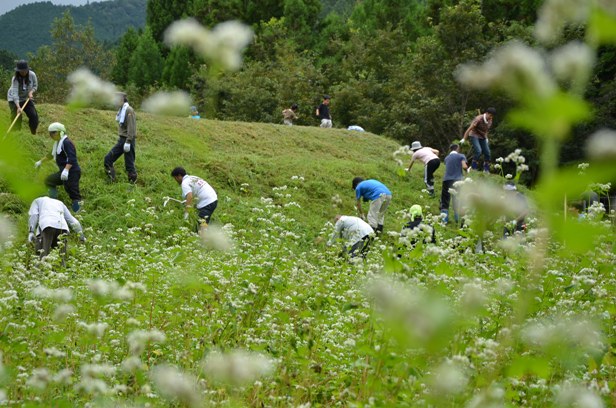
left=443, top=151, right=466, bottom=181
left=355, top=180, right=391, bottom=201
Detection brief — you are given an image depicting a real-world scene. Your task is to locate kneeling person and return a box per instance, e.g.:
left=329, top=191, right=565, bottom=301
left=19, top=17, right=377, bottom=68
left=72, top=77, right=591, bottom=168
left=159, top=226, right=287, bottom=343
left=327, top=215, right=374, bottom=258
left=171, top=167, right=218, bottom=231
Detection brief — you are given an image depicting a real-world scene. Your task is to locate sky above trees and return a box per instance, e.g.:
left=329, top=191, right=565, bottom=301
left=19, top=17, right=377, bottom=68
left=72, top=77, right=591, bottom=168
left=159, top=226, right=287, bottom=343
left=0, top=0, right=109, bottom=16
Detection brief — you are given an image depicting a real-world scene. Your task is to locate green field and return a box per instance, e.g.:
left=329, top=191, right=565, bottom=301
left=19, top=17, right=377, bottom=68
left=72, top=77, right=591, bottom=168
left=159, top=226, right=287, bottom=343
left=0, top=104, right=615, bottom=407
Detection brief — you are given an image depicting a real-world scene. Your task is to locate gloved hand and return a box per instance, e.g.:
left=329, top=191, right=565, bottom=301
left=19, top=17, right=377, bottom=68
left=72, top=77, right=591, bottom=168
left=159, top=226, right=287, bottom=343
left=61, top=169, right=69, bottom=181
left=79, top=233, right=86, bottom=243
left=459, top=138, right=466, bottom=145
left=28, top=232, right=35, bottom=243
left=123, top=142, right=131, bottom=153
left=34, top=160, right=42, bottom=169
left=183, top=211, right=189, bottom=221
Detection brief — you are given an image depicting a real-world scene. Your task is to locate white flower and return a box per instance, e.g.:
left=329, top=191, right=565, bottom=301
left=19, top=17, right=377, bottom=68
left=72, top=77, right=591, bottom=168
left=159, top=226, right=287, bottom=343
left=53, top=304, right=75, bottom=321
left=142, top=91, right=192, bottom=116
left=555, top=383, right=604, bottom=408
left=150, top=365, right=201, bottom=408
left=550, top=41, right=595, bottom=87
left=127, top=329, right=166, bottom=355
left=32, top=286, right=73, bottom=302
left=27, top=368, right=50, bottom=390
left=164, top=19, right=253, bottom=71
left=430, top=360, right=468, bottom=396
left=202, top=349, right=275, bottom=386
left=456, top=41, right=556, bottom=100
left=0, top=217, right=14, bottom=249
left=535, top=0, right=590, bottom=45
left=66, top=68, right=118, bottom=108
left=78, top=322, right=108, bottom=338
left=200, top=224, right=234, bottom=252
left=586, top=129, right=616, bottom=160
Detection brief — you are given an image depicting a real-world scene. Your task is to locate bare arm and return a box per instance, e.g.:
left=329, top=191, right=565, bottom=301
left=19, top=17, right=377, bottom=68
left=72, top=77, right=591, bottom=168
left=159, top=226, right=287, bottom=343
left=462, top=160, right=468, bottom=170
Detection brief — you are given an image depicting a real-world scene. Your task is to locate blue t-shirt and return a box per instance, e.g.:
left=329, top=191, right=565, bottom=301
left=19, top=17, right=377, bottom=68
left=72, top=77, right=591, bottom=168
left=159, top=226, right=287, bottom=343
left=355, top=180, right=391, bottom=201
left=443, top=151, right=466, bottom=181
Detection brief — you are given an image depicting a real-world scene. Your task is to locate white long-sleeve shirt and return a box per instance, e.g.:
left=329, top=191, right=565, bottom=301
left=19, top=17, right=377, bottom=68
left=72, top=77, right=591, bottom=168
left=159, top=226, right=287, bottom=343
left=327, top=216, right=374, bottom=246
left=28, top=197, right=82, bottom=235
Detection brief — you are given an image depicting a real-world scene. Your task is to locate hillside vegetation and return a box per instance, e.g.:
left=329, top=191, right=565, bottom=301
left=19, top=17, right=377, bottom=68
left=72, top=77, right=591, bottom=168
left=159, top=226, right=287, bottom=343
left=0, top=0, right=146, bottom=56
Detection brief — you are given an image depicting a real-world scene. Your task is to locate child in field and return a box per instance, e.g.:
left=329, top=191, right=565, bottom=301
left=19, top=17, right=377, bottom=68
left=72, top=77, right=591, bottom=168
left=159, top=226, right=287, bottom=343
left=327, top=215, right=374, bottom=259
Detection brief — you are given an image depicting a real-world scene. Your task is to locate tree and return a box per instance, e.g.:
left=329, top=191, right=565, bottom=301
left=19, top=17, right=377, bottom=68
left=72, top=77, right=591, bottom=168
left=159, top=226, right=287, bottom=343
left=146, top=0, right=192, bottom=44
left=128, top=27, right=163, bottom=89
left=162, top=46, right=192, bottom=89
left=29, top=10, right=113, bottom=103
left=111, top=27, right=140, bottom=86
left=282, top=0, right=321, bottom=46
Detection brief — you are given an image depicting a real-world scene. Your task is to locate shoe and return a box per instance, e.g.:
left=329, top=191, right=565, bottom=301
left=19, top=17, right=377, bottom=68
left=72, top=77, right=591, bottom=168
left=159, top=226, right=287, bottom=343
left=105, top=167, right=116, bottom=182
left=128, top=173, right=138, bottom=184
left=71, top=200, right=81, bottom=212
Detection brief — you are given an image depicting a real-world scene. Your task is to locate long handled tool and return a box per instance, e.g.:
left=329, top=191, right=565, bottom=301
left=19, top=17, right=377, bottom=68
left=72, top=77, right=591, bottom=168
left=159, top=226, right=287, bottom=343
left=163, top=196, right=186, bottom=207
left=4, top=98, right=30, bottom=138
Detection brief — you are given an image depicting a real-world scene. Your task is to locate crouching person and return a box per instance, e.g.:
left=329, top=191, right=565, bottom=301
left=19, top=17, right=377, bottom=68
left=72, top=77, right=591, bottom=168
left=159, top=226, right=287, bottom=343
left=28, top=196, right=85, bottom=263
left=400, top=205, right=435, bottom=248
left=327, top=215, right=374, bottom=259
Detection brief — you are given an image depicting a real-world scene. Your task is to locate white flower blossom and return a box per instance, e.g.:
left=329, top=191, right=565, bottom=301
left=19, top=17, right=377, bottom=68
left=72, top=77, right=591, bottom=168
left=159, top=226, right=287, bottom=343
left=67, top=68, right=118, bottom=108
left=550, top=41, right=595, bottom=87
left=535, top=0, right=590, bottom=44
left=202, top=349, right=275, bottom=386
left=200, top=224, right=234, bottom=252
left=142, top=91, right=192, bottom=116
left=151, top=365, right=201, bottom=408
left=127, top=329, right=166, bottom=355
left=586, top=129, right=616, bottom=160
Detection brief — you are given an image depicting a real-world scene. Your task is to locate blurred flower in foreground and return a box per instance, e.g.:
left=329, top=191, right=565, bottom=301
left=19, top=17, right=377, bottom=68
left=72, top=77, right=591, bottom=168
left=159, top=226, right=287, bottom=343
left=550, top=41, right=595, bottom=90
left=535, top=0, right=589, bottom=45
left=151, top=365, right=201, bottom=408
left=142, top=91, right=192, bottom=116
left=127, top=329, right=166, bottom=355
left=202, top=349, right=275, bottom=386
left=67, top=68, right=118, bottom=108
left=586, top=128, right=616, bottom=160
left=0, top=216, right=15, bottom=250
left=200, top=224, right=234, bottom=252
left=554, top=383, right=604, bottom=408
left=164, top=19, right=253, bottom=71
left=429, top=360, right=468, bottom=396
left=456, top=41, right=556, bottom=100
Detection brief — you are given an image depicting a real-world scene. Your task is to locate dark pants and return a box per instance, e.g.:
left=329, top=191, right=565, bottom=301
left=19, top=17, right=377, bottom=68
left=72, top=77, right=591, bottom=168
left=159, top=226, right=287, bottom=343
left=196, top=200, right=218, bottom=230
left=46, top=169, right=81, bottom=201
left=424, top=158, right=441, bottom=193
left=347, top=235, right=372, bottom=258
left=440, top=179, right=459, bottom=221
left=104, top=137, right=137, bottom=182
left=35, top=227, right=67, bottom=262
left=9, top=100, right=39, bottom=134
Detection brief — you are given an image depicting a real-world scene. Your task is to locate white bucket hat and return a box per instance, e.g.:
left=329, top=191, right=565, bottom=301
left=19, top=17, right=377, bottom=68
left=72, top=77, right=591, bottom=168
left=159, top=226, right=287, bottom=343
left=410, top=141, right=422, bottom=151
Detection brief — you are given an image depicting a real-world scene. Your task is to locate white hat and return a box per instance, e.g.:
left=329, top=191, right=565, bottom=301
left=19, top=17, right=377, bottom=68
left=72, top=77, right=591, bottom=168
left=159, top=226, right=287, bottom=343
left=48, top=122, right=66, bottom=134
left=503, top=182, right=517, bottom=191
left=410, top=141, right=422, bottom=151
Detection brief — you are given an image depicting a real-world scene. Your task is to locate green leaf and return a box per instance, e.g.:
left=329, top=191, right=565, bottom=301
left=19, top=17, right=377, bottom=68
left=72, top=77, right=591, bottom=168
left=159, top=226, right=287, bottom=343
left=587, top=7, right=616, bottom=46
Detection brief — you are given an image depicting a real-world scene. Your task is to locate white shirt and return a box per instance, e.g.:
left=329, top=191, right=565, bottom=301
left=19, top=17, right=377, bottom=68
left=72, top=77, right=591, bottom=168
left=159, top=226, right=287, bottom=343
left=181, top=175, right=217, bottom=209
left=28, top=197, right=82, bottom=234
left=328, top=216, right=374, bottom=246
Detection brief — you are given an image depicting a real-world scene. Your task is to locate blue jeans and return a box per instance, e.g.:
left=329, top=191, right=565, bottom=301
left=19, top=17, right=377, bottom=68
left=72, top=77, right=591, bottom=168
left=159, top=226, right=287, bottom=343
left=470, top=136, right=490, bottom=162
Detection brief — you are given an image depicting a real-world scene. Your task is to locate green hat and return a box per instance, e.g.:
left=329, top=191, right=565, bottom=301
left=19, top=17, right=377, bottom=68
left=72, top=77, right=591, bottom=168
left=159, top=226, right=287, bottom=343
left=410, top=204, right=423, bottom=219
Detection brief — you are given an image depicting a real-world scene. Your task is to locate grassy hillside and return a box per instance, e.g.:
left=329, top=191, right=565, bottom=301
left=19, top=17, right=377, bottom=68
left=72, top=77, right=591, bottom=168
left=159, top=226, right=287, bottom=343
left=2, top=103, right=432, bottom=236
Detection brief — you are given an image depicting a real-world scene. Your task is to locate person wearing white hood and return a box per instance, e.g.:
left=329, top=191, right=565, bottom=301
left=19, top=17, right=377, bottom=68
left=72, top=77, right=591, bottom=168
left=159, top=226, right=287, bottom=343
left=104, top=92, right=137, bottom=183
left=34, top=122, right=82, bottom=212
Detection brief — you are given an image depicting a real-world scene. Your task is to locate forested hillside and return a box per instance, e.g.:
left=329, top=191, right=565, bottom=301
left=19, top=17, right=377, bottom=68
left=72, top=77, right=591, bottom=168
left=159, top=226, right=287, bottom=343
left=0, top=0, right=146, bottom=56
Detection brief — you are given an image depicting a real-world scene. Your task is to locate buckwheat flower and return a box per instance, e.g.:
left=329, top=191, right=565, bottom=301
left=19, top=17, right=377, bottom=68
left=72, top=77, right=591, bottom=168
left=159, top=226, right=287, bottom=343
left=200, top=224, right=234, bottom=252
left=78, top=322, right=109, bottom=338
left=142, top=91, right=192, bottom=116
left=0, top=389, right=5, bottom=403
left=550, top=41, right=595, bottom=88
left=67, top=68, right=118, bottom=108
left=44, top=347, right=66, bottom=358
left=0, top=216, right=14, bottom=249
left=535, top=0, right=589, bottom=45
left=202, top=349, right=275, bottom=386
left=122, top=356, right=143, bottom=373
left=32, top=286, right=73, bottom=302
left=52, top=369, right=72, bottom=385
left=456, top=41, right=556, bottom=100
left=127, top=329, right=166, bottom=355
left=429, top=360, right=468, bottom=396
left=151, top=364, right=201, bottom=408
left=86, top=279, right=119, bottom=297
left=27, top=368, right=50, bottom=390
left=495, top=157, right=504, bottom=163
left=53, top=304, right=75, bottom=321
left=586, top=129, right=616, bottom=160
left=555, top=383, right=603, bottom=408
left=164, top=19, right=253, bottom=71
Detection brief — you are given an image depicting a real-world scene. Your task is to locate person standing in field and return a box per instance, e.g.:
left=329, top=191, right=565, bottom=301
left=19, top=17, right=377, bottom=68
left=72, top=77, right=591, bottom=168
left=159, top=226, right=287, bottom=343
left=28, top=196, right=85, bottom=262
left=327, top=215, right=374, bottom=259
left=316, top=95, right=332, bottom=128
left=407, top=141, right=440, bottom=197
left=8, top=60, right=39, bottom=135
left=34, top=122, right=82, bottom=213
left=352, top=177, right=392, bottom=235
left=104, top=93, right=137, bottom=183
left=282, top=103, right=299, bottom=126
left=440, top=143, right=467, bottom=223
left=461, top=107, right=496, bottom=173
left=171, top=167, right=218, bottom=232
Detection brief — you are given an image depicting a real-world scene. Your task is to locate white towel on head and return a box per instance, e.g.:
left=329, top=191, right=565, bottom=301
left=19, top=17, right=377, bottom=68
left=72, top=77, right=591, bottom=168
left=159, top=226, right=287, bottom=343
left=116, top=102, right=129, bottom=124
